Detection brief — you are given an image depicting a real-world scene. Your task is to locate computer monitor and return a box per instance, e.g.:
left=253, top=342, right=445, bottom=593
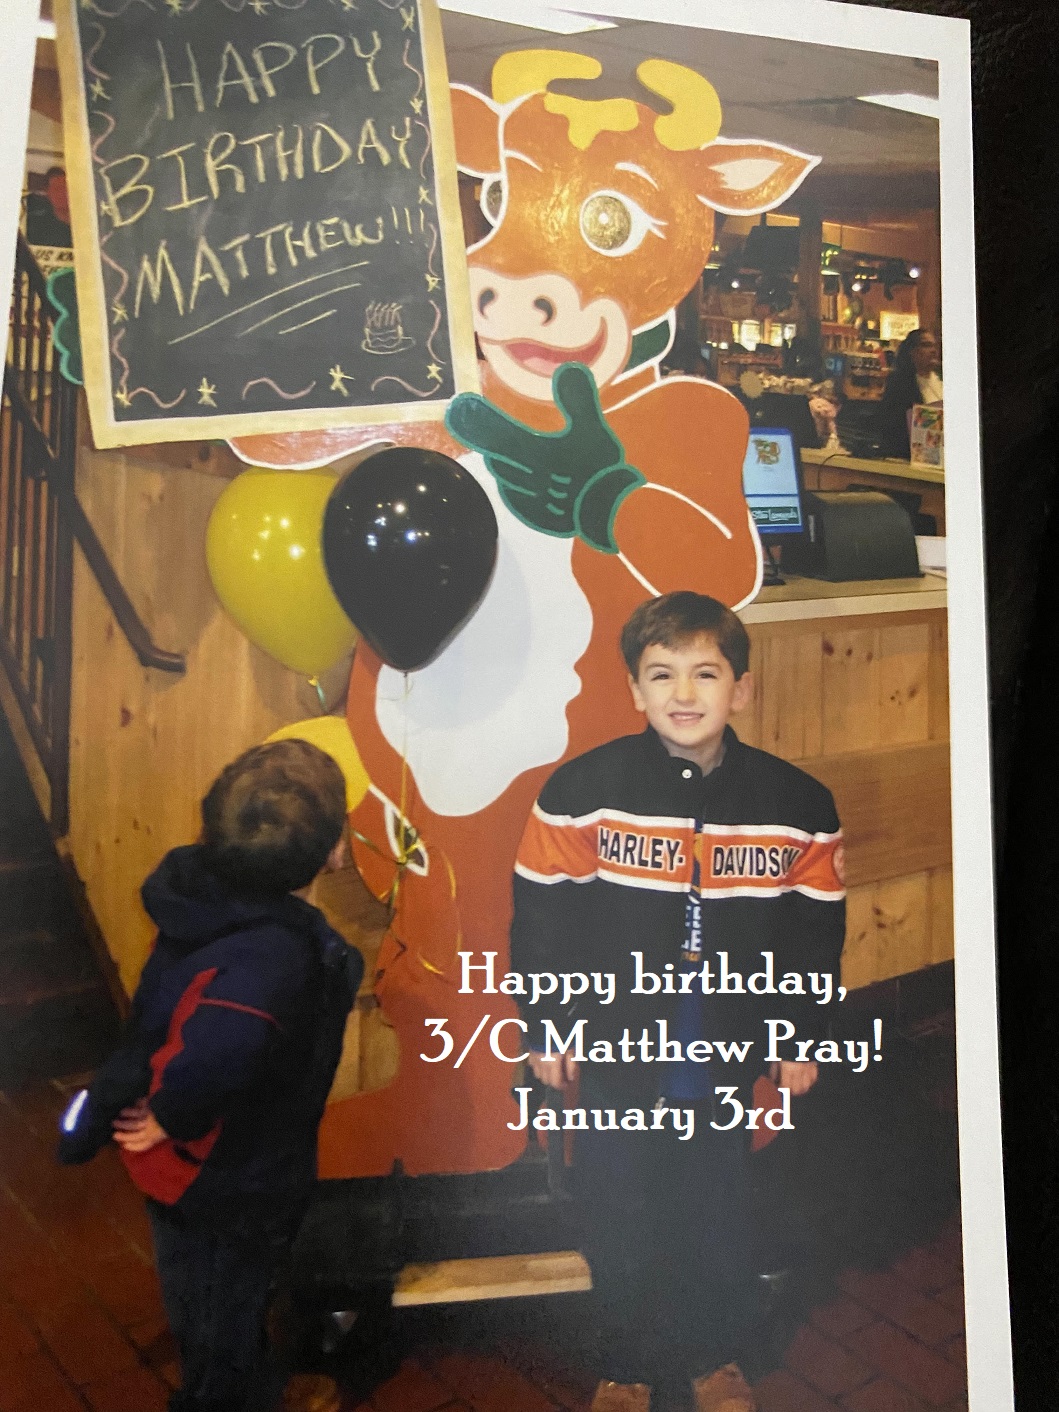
left=741, top=427, right=805, bottom=584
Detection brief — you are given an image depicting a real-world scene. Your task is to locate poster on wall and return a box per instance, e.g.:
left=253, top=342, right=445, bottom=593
left=53, top=0, right=479, bottom=448
left=208, top=2, right=1008, bottom=1409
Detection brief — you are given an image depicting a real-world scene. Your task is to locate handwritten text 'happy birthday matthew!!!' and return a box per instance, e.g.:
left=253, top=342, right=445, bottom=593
left=78, top=0, right=454, bottom=419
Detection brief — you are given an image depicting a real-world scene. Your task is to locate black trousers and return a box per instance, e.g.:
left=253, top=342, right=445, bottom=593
left=573, top=1086, right=757, bottom=1388
left=147, top=1197, right=305, bottom=1412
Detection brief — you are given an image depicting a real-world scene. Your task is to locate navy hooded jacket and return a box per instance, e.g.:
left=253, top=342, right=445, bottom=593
left=63, top=846, right=362, bottom=1220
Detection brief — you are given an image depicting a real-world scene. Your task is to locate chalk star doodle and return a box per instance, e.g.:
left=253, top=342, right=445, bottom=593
left=111, top=302, right=128, bottom=324
left=99, top=198, right=114, bottom=223
left=410, top=97, right=424, bottom=115
left=114, top=388, right=132, bottom=407
left=247, top=0, right=269, bottom=12
left=418, top=186, right=433, bottom=205
left=165, top=0, right=184, bottom=13
left=197, top=379, right=217, bottom=407
left=425, top=273, right=440, bottom=292
left=329, top=365, right=354, bottom=395
left=426, top=363, right=443, bottom=383
left=332, top=0, right=357, bottom=8
left=89, top=78, right=109, bottom=102
left=400, top=6, right=415, bottom=30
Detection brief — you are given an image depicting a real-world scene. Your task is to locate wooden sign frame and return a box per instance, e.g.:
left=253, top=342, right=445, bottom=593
left=54, top=0, right=479, bottom=448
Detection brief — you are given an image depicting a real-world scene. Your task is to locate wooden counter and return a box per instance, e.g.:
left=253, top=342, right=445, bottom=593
left=800, top=447, right=946, bottom=534
left=801, top=448, right=945, bottom=486
left=743, top=573, right=945, bottom=625
left=737, top=576, right=951, bottom=991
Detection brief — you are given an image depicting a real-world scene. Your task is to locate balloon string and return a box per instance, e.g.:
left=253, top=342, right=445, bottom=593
left=308, top=676, right=326, bottom=710
left=352, top=672, right=462, bottom=978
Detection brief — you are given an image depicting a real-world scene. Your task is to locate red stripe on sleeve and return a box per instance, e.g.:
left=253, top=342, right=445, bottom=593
left=197, top=997, right=283, bottom=1030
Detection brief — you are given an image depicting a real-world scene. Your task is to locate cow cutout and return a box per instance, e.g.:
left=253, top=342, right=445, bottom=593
left=232, top=51, right=818, bottom=1178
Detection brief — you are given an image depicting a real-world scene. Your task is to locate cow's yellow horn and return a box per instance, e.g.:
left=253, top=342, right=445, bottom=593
left=637, top=59, right=722, bottom=150
left=492, top=49, right=602, bottom=105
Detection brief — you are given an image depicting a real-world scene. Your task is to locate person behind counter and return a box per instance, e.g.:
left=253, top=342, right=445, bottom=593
left=875, top=328, right=943, bottom=458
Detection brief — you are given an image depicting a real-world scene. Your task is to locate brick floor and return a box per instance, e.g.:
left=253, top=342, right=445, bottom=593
left=783, top=1325, right=874, bottom=1400
left=0, top=1076, right=968, bottom=1412
left=839, top=1322, right=966, bottom=1407
left=834, top=1271, right=963, bottom=1348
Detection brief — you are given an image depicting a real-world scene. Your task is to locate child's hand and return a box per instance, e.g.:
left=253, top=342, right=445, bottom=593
left=112, top=1100, right=170, bottom=1153
left=769, top=1060, right=819, bottom=1095
left=527, top=1051, right=579, bottom=1089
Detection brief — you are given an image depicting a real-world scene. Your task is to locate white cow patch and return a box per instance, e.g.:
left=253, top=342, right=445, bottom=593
left=375, top=454, right=593, bottom=817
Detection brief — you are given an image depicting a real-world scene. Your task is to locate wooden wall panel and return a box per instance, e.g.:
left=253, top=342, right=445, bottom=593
left=878, top=621, right=931, bottom=746
left=841, top=871, right=933, bottom=991
left=820, top=627, right=881, bottom=753
left=68, top=443, right=335, bottom=991
left=736, top=632, right=765, bottom=750
left=805, top=742, right=952, bottom=887
left=928, top=616, right=950, bottom=742
left=745, top=604, right=950, bottom=990
left=758, top=631, right=823, bottom=761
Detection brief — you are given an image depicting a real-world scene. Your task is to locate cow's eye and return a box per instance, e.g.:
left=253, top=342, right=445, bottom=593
left=480, top=176, right=505, bottom=227
left=580, top=191, right=663, bottom=256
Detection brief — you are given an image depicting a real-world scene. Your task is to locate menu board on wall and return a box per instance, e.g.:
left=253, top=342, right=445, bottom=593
left=54, top=0, right=478, bottom=448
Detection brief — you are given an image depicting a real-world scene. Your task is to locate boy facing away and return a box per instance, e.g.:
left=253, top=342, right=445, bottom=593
left=59, top=739, right=363, bottom=1412
left=511, top=593, right=846, bottom=1412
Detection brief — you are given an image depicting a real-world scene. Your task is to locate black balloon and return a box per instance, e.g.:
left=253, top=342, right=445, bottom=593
left=321, top=447, right=499, bottom=673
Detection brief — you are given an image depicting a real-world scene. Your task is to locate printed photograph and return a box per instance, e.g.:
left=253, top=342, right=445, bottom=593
left=0, top=3, right=1005, bottom=1412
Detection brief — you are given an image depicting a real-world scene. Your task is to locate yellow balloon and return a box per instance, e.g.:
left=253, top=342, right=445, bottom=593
left=267, top=716, right=370, bottom=813
left=207, top=469, right=357, bottom=678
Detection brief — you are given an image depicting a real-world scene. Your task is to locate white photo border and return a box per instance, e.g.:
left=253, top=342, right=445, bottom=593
left=1, top=2, right=1009, bottom=1406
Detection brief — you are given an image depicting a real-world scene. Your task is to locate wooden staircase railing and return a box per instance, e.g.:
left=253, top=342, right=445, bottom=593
left=2, top=234, right=185, bottom=836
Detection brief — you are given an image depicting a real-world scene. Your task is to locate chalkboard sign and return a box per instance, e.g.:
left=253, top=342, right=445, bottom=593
left=55, top=0, right=477, bottom=448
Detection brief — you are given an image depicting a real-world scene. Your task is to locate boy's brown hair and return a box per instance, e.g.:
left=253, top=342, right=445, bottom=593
left=620, top=592, right=751, bottom=679
left=201, top=740, right=347, bottom=896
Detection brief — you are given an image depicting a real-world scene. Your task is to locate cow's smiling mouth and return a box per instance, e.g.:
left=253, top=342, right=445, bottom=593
left=491, top=325, right=609, bottom=378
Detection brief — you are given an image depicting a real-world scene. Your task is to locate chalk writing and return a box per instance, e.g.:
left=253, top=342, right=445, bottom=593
left=58, top=0, right=468, bottom=440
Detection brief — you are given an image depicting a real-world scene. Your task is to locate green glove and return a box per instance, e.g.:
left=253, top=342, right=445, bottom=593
left=445, top=362, right=645, bottom=553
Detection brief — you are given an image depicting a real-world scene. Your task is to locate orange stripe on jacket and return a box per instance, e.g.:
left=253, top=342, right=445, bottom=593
left=515, top=803, right=599, bottom=883
left=786, top=831, right=845, bottom=899
left=698, top=828, right=845, bottom=899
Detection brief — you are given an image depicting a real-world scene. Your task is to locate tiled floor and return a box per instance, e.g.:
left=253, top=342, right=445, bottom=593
left=0, top=1074, right=966, bottom=1412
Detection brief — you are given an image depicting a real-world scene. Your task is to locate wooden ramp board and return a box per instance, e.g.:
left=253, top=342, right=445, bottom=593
left=392, top=1251, right=592, bottom=1306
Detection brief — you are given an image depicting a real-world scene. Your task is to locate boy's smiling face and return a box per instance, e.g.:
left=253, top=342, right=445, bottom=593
left=629, top=631, right=752, bottom=771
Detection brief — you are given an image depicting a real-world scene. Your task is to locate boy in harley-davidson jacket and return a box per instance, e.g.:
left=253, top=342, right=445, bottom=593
left=511, top=593, right=846, bottom=1412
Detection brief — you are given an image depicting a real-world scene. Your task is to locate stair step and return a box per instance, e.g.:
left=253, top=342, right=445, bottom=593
left=0, top=986, right=119, bottom=1088
left=0, top=970, right=106, bottom=1010
left=0, top=858, right=82, bottom=931
left=0, top=710, right=120, bottom=1086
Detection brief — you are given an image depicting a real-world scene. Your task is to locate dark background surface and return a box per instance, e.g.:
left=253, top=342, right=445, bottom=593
left=841, top=2, right=1059, bottom=1407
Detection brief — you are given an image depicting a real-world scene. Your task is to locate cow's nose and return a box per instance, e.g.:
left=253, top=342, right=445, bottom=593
left=477, top=288, right=497, bottom=317
left=533, top=297, right=556, bottom=325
